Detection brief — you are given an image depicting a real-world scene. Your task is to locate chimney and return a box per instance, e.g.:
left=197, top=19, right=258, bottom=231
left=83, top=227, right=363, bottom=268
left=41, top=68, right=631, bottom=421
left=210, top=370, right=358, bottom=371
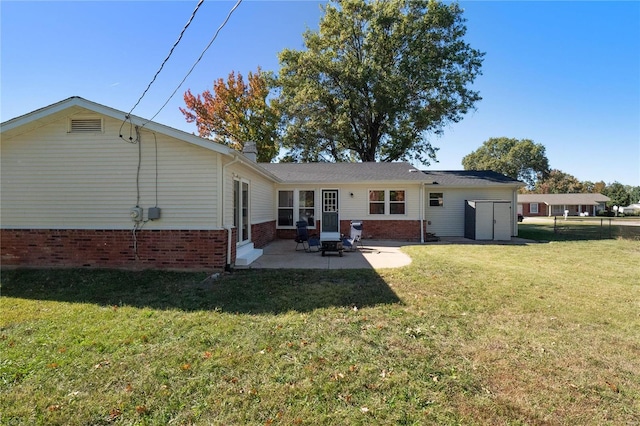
left=242, top=141, right=258, bottom=162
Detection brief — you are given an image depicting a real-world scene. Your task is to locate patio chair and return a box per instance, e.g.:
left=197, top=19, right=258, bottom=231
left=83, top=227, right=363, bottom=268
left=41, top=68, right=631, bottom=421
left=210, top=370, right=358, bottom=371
left=343, top=221, right=363, bottom=251
left=295, top=220, right=310, bottom=252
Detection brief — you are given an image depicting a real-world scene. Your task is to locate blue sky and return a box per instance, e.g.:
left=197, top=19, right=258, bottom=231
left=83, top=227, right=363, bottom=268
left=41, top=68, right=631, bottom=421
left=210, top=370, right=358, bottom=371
left=2, top=1, right=639, bottom=186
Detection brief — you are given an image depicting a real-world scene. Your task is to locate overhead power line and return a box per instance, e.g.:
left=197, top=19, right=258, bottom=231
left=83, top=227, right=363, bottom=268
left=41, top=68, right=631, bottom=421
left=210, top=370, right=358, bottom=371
left=142, top=0, right=243, bottom=126
left=128, top=0, right=205, bottom=117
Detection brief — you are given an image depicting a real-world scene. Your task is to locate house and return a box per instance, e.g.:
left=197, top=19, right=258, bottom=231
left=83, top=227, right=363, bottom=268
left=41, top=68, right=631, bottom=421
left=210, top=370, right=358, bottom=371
left=517, top=193, right=610, bottom=217
left=620, top=203, right=640, bottom=215
left=1, top=97, right=523, bottom=271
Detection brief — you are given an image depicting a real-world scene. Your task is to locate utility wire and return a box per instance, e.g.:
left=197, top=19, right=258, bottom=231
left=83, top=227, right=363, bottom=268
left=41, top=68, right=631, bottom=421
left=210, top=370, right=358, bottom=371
left=127, top=0, right=205, bottom=117
left=141, top=0, right=243, bottom=126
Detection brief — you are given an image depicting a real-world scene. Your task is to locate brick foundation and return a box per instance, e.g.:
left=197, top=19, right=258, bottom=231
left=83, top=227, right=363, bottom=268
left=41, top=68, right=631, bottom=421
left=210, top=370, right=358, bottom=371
left=1, top=229, right=231, bottom=271
left=251, top=221, right=277, bottom=249
left=341, top=220, right=421, bottom=241
left=275, top=219, right=422, bottom=241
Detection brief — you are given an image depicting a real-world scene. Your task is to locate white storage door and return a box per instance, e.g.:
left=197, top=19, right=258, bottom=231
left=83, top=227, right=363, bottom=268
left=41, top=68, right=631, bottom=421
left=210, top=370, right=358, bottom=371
left=493, top=202, right=512, bottom=240
left=475, top=202, right=494, bottom=240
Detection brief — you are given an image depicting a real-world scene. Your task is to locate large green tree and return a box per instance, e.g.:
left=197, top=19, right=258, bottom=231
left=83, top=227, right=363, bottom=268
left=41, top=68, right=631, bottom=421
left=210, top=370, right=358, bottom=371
left=602, top=182, right=631, bottom=208
left=582, top=180, right=607, bottom=194
left=533, top=169, right=584, bottom=194
left=276, top=0, right=484, bottom=163
left=181, top=68, right=280, bottom=162
left=461, top=137, right=550, bottom=188
left=628, top=186, right=640, bottom=204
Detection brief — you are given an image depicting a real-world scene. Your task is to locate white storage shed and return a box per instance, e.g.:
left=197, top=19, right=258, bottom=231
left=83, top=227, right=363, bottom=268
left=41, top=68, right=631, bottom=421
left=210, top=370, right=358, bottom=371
left=464, top=200, right=512, bottom=241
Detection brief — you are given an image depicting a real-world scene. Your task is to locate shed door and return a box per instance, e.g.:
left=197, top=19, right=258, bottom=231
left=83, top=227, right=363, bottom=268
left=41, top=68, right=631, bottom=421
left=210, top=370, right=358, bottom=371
left=493, top=202, right=512, bottom=240
left=475, top=202, right=494, bottom=240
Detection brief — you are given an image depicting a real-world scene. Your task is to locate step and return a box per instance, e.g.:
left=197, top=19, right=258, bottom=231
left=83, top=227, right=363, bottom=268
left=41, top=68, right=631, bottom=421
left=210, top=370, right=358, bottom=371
left=235, top=243, right=263, bottom=266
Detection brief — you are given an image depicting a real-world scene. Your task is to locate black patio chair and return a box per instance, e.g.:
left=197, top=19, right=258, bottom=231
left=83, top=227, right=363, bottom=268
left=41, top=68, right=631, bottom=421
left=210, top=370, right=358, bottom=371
left=295, top=220, right=310, bottom=252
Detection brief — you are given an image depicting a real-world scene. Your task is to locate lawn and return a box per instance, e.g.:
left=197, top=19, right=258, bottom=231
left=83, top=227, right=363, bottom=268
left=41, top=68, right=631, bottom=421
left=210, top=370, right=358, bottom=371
left=1, top=238, right=639, bottom=425
left=517, top=216, right=640, bottom=241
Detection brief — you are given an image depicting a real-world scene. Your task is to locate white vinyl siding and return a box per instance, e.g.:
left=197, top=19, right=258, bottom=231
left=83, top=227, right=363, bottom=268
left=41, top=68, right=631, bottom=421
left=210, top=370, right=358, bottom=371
left=223, top=161, right=275, bottom=228
left=426, top=188, right=515, bottom=237
left=272, top=184, right=421, bottom=222
left=1, top=115, right=221, bottom=230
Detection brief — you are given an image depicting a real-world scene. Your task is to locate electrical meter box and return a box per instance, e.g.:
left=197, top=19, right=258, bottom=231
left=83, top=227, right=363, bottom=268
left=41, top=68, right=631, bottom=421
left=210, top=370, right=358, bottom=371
left=130, top=207, right=143, bottom=222
left=148, top=207, right=161, bottom=220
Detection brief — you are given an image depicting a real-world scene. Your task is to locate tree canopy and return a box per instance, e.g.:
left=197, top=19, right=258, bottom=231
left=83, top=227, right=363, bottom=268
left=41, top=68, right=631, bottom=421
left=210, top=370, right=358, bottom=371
left=533, top=169, right=584, bottom=194
left=461, top=137, right=550, bottom=188
left=602, top=182, right=631, bottom=208
left=181, top=68, right=279, bottom=162
left=276, top=0, right=484, bottom=163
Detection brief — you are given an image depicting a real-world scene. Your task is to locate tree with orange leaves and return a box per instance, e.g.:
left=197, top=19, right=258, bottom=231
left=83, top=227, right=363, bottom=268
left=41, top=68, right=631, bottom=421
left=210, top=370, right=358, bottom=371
left=180, top=68, right=279, bottom=162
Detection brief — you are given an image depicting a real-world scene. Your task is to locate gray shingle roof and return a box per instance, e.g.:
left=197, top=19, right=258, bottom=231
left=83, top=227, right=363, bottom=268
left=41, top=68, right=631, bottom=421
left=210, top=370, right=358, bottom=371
left=517, top=193, right=610, bottom=205
left=259, top=162, right=429, bottom=183
left=421, top=170, right=524, bottom=187
left=258, top=163, right=523, bottom=187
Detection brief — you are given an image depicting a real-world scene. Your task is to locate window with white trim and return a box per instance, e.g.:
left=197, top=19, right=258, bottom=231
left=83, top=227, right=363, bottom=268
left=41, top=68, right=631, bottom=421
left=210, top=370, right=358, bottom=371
left=389, top=190, right=405, bottom=214
left=530, top=203, right=539, bottom=214
left=369, top=189, right=406, bottom=215
left=369, top=190, right=385, bottom=215
left=429, top=192, right=444, bottom=207
left=278, top=190, right=315, bottom=227
left=298, top=190, right=315, bottom=226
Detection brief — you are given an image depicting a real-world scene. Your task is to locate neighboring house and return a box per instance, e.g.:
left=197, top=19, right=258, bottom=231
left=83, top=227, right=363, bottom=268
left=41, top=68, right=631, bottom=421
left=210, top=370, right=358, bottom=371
left=620, top=203, right=640, bottom=215
left=517, top=193, right=610, bottom=217
left=1, top=97, right=523, bottom=271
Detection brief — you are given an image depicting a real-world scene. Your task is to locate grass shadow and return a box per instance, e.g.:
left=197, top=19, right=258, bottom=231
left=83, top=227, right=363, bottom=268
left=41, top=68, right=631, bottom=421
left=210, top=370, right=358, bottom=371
left=0, top=268, right=401, bottom=314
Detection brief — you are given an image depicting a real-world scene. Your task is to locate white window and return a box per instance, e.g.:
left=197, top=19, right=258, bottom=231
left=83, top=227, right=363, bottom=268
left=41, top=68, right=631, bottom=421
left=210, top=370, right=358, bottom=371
left=429, top=192, right=444, bottom=207
left=298, top=190, right=315, bottom=226
left=369, top=190, right=385, bottom=215
left=530, top=203, right=539, bottom=214
left=389, top=190, right=406, bottom=214
left=278, top=190, right=315, bottom=227
left=369, top=190, right=406, bottom=215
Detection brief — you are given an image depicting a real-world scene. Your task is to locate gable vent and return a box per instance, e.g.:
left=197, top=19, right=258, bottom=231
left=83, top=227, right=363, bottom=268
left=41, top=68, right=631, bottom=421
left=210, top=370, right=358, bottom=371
left=70, top=118, right=102, bottom=133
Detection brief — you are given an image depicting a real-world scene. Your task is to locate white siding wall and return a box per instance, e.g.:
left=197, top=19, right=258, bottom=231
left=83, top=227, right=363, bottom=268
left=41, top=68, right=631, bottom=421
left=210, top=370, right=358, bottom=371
left=339, top=184, right=421, bottom=220
left=273, top=183, right=423, bottom=228
left=425, top=187, right=515, bottom=237
left=222, top=161, right=275, bottom=227
left=1, top=114, right=222, bottom=229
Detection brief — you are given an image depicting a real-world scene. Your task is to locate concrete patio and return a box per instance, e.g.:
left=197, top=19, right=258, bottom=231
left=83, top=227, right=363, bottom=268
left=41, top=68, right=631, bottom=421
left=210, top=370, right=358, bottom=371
left=238, top=239, right=415, bottom=270
left=237, top=236, right=537, bottom=270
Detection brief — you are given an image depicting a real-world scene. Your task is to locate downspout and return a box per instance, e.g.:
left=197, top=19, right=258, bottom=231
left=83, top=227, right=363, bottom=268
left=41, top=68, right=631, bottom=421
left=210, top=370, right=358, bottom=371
left=420, top=183, right=425, bottom=243
left=222, top=155, right=240, bottom=271
left=512, top=189, right=518, bottom=236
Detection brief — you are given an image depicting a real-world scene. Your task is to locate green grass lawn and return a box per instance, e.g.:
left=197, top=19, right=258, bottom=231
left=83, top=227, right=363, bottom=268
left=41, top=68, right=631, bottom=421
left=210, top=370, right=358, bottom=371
left=518, top=216, right=640, bottom=241
left=2, top=238, right=639, bottom=425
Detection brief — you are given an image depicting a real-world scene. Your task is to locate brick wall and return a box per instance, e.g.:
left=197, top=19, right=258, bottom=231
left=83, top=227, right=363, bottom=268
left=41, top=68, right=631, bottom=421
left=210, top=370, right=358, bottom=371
left=522, top=203, right=549, bottom=217
left=251, top=221, right=277, bottom=249
left=1, top=229, right=230, bottom=271
left=341, top=220, right=421, bottom=241
left=275, top=219, right=422, bottom=241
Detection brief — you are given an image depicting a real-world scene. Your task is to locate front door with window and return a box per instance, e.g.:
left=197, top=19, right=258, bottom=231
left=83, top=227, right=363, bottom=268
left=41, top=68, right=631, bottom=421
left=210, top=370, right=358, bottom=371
left=322, top=190, right=339, bottom=233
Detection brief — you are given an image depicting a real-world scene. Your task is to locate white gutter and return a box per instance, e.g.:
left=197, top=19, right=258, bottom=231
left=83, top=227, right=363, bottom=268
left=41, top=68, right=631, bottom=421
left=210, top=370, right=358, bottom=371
left=420, top=182, right=425, bottom=243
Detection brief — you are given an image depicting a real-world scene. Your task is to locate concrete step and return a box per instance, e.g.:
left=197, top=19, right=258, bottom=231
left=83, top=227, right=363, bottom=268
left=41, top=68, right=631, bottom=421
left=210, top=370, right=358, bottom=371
left=235, top=243, right=263, bottom=266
